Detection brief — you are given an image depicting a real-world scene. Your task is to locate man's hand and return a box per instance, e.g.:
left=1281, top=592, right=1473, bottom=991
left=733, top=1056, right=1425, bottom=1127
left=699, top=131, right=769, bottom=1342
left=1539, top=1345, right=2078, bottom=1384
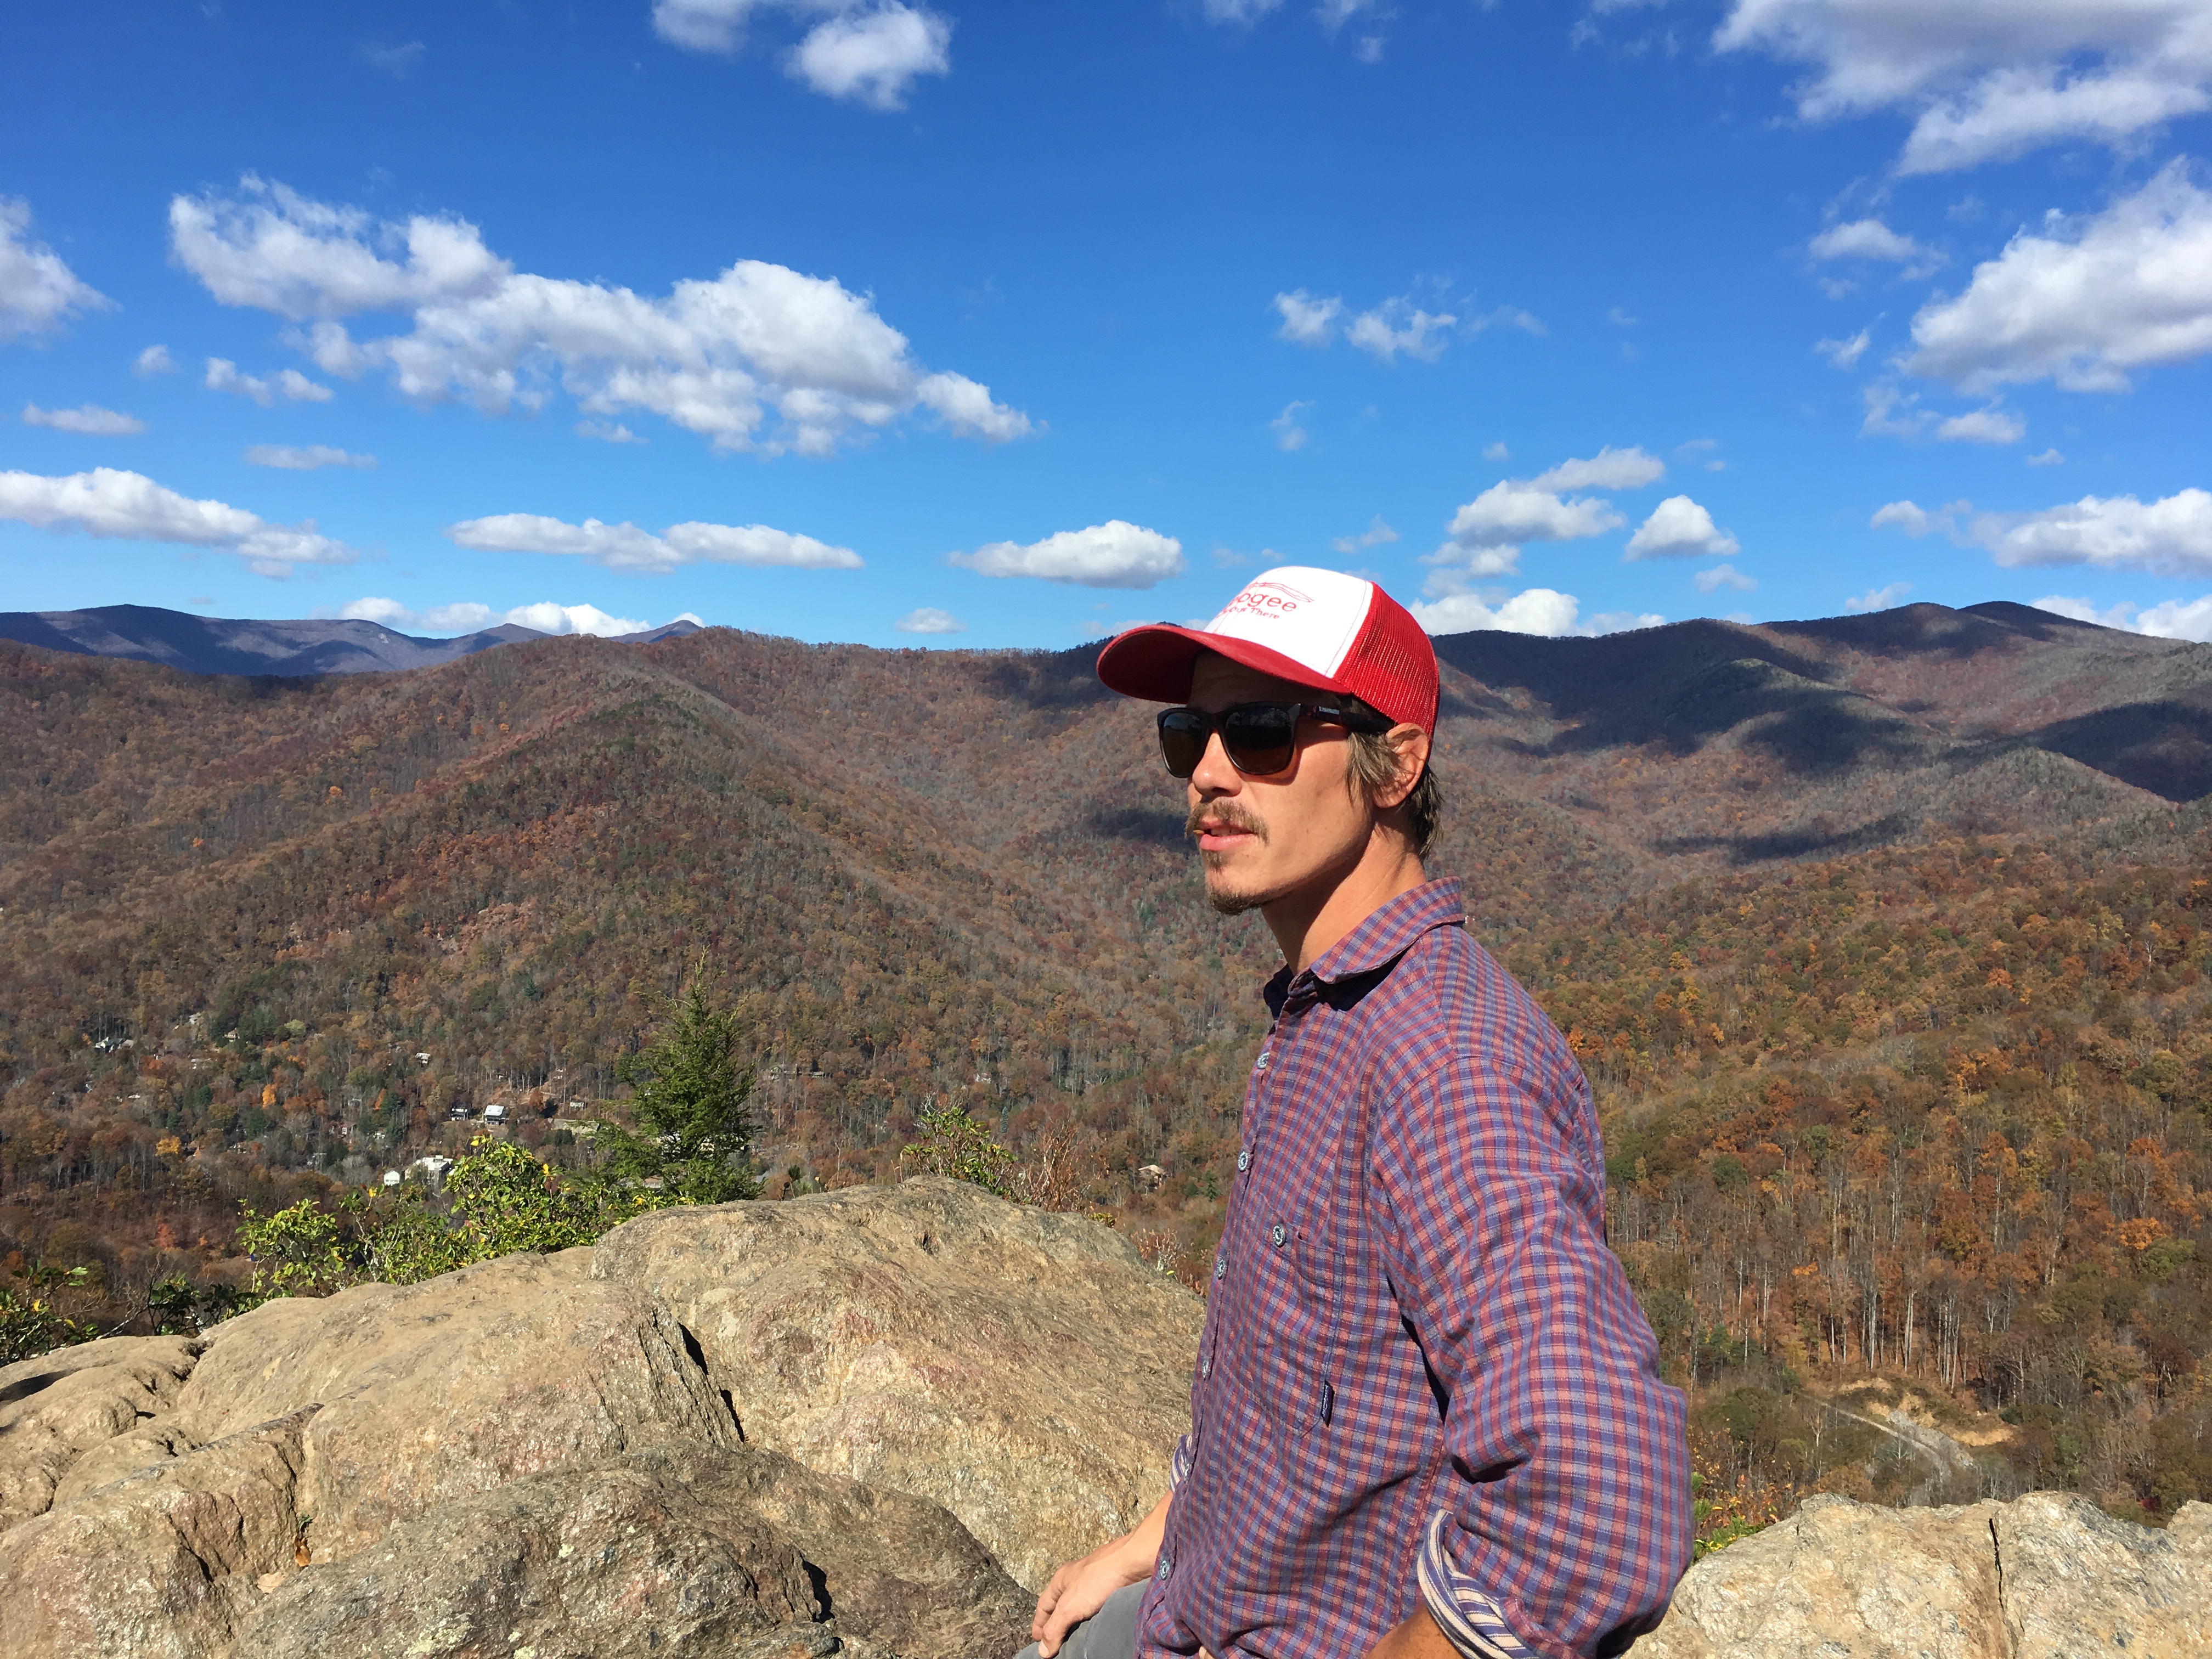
left=1030, top=1491, right=1172, bottom=1658
left=1363, top=1602, right=1459, bottom=1659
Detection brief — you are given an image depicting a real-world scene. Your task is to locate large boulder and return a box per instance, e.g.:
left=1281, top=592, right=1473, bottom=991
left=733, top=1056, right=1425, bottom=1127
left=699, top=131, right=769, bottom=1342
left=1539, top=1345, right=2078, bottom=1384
left=171, top=1246, right=738, bottom=1558
left=0, top=1336, right=202, bottom=1533
left=1632, top=1491, right=2212, bottom=1658
left=590, top=1176, right=1204, bottom=1589
left=0, top=1406, right=314, bottom=1659
left=227, top=1443, right=1030, bottom=1659
left=1997, top=1493, right=2212, bottom=1659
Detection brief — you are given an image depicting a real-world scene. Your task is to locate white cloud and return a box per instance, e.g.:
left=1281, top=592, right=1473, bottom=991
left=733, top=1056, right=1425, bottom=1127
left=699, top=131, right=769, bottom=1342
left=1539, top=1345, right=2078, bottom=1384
left=1426, top=448, right=1661, bottom=579
left=1332, top=515, right=1399, bottom=554
left=1868, top=498, right=1960, bottom=537
left=1408, top=587, right=1662, bottom=637
left=1347, top=296, right=1458, bottom=363
left=652, top=0, right=758, bottom=50
left=575, top=420, right=645, bottom=444
left=653, top=1, right=951, bottom=108
left=2028, top=447, right=2066, bottom=466
left=1861, top=379, right=1929, bottom=437
left=449, top=511, right=863, bottom=574
left=1844, top=581, right=1914, bottom=613
left=173, top=178, right=506, bottom=318
left=2034, top=593, right=2212, bottom=641
left=1482, top=441, right=1510, bottom=462
left=894, top=606, right=966, bottom=634
left=1445, top=482, right=1626, bottom=549
left=1626, top=494, right=1742, bottom=559
left=1983, top=491, right=2212, bottom=574
left=1529, top=444, right=1666, bottom=492
left=1272, top=284, right=1540, bottom=361
left=1271, top=399, right=1311, bottom=451
left=1935, top=405, right=2026, bottom=444
left=133, top=344, right=177, bottom=376
left=0, top=466, right=353, bottom=577
left=1203, top=0, right=1286, bottom=22
left=1905, top=162, right=2212, bottom=393
left=245, top=444, right=375, bottom=470
left=1607, top=306, right=1638, bottom=326
left=949, top=521, right=1186, bottom=589
left=170, top=176, right=1030, bottom=455
left=1809, top=217, right=1942, bottom=275
left=1353, top=33, right=1384, bottom=62
left=1716, top=0, right=2212, bottom=173
left=1317, top=0, right=1380, bottom=30
left=1273, top=289, right=1342, bottom=346
left=1816, top=328, right=1871, bottom=368
left=505, top=602, right=664, bottom=636
left=205, top=357, right=333, bottom=406
left=23, top=402, right=144, bottom=436
left=335, top=596, right=659, bottom=637
left=1695, top=562, right=1759, bottom=593
left=0, top=198, right=109, bottom=343
left=788, top=3, right=951, bottom=108
left=359, top=40, right=426, bottom=77
left=1872, top=487, right=2212, bottom=576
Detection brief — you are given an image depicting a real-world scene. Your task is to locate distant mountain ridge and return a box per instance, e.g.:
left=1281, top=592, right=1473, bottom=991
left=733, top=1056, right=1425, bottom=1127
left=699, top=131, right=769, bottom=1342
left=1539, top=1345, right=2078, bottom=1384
left=0, top=604, right=702, bottom=678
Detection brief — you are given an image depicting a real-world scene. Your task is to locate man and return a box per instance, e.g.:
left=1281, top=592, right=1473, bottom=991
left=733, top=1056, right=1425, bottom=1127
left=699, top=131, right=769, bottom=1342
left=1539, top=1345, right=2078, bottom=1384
left=1020, top=568, right=1689, bottom=1659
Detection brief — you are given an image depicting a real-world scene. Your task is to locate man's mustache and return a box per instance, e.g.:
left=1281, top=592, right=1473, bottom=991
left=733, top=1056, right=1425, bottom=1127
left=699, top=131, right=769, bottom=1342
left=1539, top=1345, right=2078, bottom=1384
left=1187, top=801, right=1269, bottom=842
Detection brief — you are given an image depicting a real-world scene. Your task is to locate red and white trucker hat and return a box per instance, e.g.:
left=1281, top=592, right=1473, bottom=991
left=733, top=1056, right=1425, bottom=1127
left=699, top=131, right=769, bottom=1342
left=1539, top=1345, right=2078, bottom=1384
left=1096, top=565, right=1438, bottom=733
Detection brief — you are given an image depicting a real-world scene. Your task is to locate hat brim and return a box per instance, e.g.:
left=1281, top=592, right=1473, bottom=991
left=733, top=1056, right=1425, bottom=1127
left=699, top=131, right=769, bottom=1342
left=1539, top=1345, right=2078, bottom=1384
left=1095, top=623, right=1356, bottom=706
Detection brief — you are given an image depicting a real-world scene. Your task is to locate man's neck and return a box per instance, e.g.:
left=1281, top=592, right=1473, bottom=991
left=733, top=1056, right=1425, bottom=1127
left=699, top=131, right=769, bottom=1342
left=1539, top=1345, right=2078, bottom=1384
left=1262, top=836, right=1428, bottom=975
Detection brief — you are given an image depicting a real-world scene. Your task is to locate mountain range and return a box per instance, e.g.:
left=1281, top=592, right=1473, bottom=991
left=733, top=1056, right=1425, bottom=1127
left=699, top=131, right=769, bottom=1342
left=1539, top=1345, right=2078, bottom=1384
left=5, top=596, right=2209, bottom=1521
left=0, top=604, right=701, bottom=678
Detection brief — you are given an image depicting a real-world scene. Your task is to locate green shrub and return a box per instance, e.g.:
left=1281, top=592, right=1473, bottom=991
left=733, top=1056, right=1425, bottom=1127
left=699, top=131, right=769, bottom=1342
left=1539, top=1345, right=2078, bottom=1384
left=903, top=1100, right=1016, bottom=1198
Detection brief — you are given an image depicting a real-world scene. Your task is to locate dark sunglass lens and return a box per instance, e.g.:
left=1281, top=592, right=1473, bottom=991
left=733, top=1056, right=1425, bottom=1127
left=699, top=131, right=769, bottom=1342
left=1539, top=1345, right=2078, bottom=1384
left=1221, top=706, right=1298, bottom=776
left=1158, top=712, right=1209, bottom=778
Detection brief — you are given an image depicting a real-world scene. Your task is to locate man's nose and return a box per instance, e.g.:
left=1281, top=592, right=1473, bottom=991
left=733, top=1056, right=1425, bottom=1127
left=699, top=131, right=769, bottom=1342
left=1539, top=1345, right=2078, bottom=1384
left=1189, top=730, right=1241, bottom=794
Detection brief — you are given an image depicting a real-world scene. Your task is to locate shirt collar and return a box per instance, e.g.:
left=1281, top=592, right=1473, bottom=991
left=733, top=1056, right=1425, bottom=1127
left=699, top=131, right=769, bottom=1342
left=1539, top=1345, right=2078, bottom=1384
left=1263, top=877, right=1466, bottom=1012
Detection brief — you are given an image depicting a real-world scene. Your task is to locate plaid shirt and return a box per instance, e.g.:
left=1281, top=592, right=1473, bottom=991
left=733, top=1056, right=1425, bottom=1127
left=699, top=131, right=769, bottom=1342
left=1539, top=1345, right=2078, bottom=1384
left=1137, top=879, right=1689, bottom=1659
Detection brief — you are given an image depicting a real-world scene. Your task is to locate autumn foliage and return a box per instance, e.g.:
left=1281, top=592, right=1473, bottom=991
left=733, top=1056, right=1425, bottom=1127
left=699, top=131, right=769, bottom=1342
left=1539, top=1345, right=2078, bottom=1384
left=1, top=611, right=2208, bottom=1526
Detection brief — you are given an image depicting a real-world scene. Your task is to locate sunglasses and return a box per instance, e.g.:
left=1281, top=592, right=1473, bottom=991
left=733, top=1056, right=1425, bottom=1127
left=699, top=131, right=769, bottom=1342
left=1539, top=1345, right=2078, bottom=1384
left=1156, top=701, right=1394, bottom=779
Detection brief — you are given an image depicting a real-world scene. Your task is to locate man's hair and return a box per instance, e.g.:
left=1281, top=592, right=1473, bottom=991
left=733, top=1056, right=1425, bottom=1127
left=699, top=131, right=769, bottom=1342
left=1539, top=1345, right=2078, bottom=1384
left=1341, top=695, right=1440, bottom=857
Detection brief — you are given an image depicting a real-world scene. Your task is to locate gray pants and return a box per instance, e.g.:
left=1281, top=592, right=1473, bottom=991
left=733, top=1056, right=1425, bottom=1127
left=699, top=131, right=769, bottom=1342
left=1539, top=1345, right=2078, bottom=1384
left=1012, top=1580, right=1146, bottom=1659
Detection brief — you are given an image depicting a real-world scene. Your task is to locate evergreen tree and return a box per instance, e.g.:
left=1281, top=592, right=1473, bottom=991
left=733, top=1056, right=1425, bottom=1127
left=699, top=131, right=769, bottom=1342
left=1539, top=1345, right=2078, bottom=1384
left=596, top=960, right=759, bottom=1204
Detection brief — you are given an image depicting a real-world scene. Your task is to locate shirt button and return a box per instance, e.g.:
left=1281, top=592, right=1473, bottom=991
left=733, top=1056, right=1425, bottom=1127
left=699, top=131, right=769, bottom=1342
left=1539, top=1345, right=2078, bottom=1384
left=1237, top=1149, right=1250, bottom=1172
left=1157, top=1559, right=1172, bottom=1582
left=1255, top=1050, right=1271, bottom=1073
left=1200, top=1357, right=1211, bottom=1378
left=1270, top=1223, right=1287, bottom=1249
left=1212, top=1256, right=1226, bottom=1281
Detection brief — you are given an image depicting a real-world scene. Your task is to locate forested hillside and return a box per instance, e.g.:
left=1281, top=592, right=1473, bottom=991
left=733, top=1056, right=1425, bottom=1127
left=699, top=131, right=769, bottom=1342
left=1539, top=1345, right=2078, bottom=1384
left=2, top=604, right=2207, bottom=1522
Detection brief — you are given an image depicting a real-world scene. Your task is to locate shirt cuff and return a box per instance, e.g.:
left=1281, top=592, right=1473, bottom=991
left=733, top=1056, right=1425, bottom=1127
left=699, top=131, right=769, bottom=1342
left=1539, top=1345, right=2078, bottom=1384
left=1168, top=1432, right=1194, bottom=1488
left=1416, top=1510, right=1539, bottom=1659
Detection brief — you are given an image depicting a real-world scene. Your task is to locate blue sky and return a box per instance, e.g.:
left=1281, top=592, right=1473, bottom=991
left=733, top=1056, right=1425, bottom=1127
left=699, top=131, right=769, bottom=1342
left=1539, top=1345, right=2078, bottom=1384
left=3, top=1, right=2209, bottom=647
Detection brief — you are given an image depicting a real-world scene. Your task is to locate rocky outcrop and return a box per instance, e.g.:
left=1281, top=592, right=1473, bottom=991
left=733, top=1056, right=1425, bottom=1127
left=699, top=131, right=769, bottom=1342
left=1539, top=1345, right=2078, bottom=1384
left=0, top=1407, right=315, bottom=1659
left=1631, top=1491, right=2212, bottom=1658
left=0, top=1178, right=1197, bottom=1659
left=0, top=1335, right=201, bottom=1533
left=225, top=1443, right=1029, bottom=1659
left=18, top=1177, right=2202, bottom=1659
left=592, top=1177, right=1204, bottom=1589
left=171, top=1248, right=740, bottom=1559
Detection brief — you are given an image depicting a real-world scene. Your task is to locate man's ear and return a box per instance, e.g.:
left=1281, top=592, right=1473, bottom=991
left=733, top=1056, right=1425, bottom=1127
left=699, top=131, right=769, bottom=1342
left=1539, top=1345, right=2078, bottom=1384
left=1374, top=725, right=1430, bottom=810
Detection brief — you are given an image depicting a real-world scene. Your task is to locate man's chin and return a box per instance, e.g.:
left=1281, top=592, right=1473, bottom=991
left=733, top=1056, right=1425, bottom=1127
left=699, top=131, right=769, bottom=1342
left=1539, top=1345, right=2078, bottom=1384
left=1207, top=887, right=1268, bottom=917
left=1202, top=867, right=1275, bottom=917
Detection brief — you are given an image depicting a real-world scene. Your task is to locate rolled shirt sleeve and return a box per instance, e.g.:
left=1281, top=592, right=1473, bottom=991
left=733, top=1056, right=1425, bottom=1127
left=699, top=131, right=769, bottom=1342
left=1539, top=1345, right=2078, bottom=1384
left=1372, top=1054, right=1690, bottom=1659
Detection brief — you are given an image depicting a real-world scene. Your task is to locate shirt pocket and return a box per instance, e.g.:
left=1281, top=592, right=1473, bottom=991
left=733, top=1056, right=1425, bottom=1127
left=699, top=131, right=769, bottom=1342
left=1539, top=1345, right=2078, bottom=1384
left=1244, top=1211, right=1359, bottom=1437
